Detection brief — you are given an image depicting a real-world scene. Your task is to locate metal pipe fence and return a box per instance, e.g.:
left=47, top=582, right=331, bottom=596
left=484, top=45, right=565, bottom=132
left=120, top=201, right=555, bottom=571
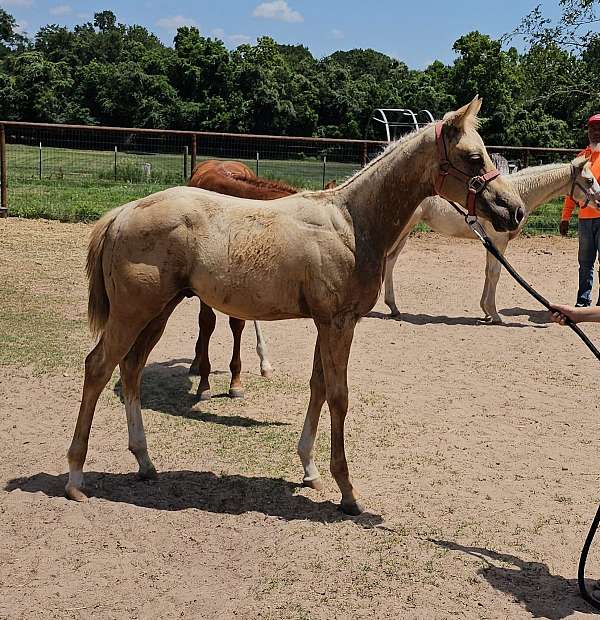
left=0, top=121, right=581, bottom=233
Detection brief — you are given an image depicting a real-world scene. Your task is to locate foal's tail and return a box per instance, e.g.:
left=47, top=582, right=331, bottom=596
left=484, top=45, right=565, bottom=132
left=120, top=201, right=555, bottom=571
left=86, top=205, right=126, bottom=338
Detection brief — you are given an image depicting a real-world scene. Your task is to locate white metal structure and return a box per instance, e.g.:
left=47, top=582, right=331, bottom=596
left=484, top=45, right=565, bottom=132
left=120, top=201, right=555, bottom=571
left=368, top=108, right=435, bottom=141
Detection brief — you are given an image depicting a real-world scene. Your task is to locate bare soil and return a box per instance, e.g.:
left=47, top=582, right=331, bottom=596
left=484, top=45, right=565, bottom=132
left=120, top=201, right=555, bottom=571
left=2, top=218, right=600, bottom=619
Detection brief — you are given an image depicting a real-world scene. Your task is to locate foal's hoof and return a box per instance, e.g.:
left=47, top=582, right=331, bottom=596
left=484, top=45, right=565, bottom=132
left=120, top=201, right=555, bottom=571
left=229, top=387, right=245, bottom=399
left=65, top=484, right=89, bottom=502
left=339, top=500, right=364, bottom=516
left=198, top=389, right=212, bottom=401
left=139, top=466, right=158, bottom=481
left=302, top=477, right=324, bottom=491
left=261, top=368, right=273, bottom=380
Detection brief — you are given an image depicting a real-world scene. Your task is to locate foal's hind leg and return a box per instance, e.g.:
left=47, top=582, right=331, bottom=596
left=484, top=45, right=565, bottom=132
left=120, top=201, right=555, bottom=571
left=66, top=314, right=152, bottom=502
left=119, top=295, right=183, bottom=479
left=228, top=317, right=245, bottom=399
left=194, top=303, right=217, bottom=400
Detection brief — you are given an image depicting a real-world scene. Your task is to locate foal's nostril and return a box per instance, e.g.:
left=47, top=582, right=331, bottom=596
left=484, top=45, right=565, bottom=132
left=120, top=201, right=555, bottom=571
left=514, top=206, right=525, bottom=224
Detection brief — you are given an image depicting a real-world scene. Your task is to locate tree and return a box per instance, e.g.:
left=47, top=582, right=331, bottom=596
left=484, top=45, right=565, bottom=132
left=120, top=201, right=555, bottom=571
left=0, top=8, right=28, bottom=59
left=450, top=32, right=523, bottom=143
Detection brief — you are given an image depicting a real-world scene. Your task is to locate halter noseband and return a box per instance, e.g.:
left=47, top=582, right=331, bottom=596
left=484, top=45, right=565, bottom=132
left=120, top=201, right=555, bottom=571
left=434, top=121, right=500, bottom=219
left=569, top=163, right=596, bottom=209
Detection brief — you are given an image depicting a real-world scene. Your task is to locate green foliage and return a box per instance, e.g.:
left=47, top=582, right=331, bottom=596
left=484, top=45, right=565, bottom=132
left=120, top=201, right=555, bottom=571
left=0, top=7, right=597, bottom=146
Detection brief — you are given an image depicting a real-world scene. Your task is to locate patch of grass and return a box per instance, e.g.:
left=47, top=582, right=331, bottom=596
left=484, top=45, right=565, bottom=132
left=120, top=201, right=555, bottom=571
left=0, top=283, right=88, bottom=371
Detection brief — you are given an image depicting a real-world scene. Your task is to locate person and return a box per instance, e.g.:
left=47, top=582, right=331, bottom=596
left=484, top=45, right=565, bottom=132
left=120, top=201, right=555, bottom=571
left=559, top=114, right=600, bottom=306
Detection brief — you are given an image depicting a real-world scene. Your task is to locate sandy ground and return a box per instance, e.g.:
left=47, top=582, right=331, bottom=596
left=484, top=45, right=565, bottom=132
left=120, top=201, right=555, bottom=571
left=2, top=218, right=600, bottom=619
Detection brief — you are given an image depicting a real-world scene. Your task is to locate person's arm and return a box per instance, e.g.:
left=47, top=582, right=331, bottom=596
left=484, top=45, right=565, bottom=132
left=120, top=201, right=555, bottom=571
left=550, top=304, right=600, bottom=324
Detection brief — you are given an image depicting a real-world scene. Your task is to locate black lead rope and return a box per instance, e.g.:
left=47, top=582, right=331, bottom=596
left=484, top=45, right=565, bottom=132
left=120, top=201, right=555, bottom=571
left=447, top=201, right=600, bottom=610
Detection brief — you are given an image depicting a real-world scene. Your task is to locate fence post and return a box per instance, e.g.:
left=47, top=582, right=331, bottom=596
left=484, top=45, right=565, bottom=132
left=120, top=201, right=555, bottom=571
left=322, top=155, right=327, bottom=189
left=39, top=142, right=43, bottom=179
left=523, top=148, right=530, bottom=168
left=362, top=142, right=368, bottom=167
left=114, top=146, right=118, bottom=181
left=184, top=146, right=188, bottom=181
left=191, top=134, right=197, bottom=174
left=256, top=151, right=260, bottom=176
left=0, top=124, right=7, bottom=217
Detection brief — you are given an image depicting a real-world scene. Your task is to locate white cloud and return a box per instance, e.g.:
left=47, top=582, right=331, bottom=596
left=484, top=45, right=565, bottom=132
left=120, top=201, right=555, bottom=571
left=14, top=19, right=28, bottom=33
left=211, top=28, right=252, bottom=47
left=331, top=28, right=344, bottom=40
left=2, top=0, right=33, bottom=7
left=228, top=33, right=252, bottom=46
left=49, top=4, right=72, bottom=16
left=252, top=1, right=303, bottom=23
left=156, top=15, right=199, bottom=32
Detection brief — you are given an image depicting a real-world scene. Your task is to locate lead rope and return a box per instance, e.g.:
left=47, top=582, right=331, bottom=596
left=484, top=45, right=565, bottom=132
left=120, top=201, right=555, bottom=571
left=446, top=200, right=600, bottom=610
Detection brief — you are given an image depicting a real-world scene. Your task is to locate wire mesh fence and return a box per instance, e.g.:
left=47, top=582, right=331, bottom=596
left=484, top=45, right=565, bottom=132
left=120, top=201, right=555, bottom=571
left=0, top=121, right=582, bottom=234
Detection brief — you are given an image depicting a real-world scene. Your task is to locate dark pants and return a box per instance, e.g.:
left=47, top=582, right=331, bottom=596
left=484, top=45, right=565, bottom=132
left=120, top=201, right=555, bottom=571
left=577, top=218, right=600, bottom=306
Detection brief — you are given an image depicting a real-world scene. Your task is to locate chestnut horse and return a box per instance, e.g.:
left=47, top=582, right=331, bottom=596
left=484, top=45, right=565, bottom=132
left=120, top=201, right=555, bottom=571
left=187, top=159, right=335, bottom=400
left=66, top=98, right=525, bottom=514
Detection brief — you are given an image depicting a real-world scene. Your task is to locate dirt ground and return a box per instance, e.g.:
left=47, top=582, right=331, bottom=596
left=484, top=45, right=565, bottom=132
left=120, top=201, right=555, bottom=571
left=2, top=218, right=600, bottom=619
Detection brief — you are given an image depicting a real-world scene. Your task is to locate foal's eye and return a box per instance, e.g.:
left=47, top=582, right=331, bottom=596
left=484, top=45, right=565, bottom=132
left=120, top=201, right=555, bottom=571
left=468, top=154, right=483, bottom=164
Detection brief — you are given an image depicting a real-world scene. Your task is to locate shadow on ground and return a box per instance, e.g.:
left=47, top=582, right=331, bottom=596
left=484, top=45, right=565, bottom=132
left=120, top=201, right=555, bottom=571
left=113, top=358, right=287, bottom=428
left=366, top=310, right=546, bottom=328
left=5, top=470, right=382, bottom=528
left=430, top=538, right=598, bottom=619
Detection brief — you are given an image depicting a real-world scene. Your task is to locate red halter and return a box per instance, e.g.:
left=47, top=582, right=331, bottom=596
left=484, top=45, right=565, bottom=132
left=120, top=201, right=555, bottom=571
left=434, top=121, right=500, bottom=218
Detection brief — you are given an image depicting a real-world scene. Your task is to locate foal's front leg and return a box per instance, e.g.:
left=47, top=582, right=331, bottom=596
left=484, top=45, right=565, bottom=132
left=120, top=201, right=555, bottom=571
left=317, top=316, right=362, bottom=515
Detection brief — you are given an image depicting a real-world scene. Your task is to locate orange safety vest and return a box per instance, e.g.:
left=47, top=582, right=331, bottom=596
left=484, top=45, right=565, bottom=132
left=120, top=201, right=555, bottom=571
left=561, top=147, right=600, bottom=221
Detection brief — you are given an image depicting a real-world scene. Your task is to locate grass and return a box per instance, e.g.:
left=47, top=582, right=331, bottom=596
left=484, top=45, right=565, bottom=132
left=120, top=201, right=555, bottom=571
left=4, top=142, right=567, bottom=233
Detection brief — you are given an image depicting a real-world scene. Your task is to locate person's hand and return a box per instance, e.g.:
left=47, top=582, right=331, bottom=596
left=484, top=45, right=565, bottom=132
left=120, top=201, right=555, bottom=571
left=559, top=220, right=569, bottom=236
left=550, top=304, right=578, bottom=325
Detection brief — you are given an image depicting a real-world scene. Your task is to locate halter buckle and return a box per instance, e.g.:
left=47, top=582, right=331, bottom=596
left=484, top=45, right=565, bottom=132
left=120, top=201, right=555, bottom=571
left=468, top=176, right=486, bottom=194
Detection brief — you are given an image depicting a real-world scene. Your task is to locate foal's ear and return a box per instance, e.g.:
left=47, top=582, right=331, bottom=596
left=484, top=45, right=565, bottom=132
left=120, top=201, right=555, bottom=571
left=443, top=95, right=482, bottom=132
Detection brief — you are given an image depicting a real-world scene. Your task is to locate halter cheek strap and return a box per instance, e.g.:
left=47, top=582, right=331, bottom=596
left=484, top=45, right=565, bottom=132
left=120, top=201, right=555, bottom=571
left=434, top=121, right=500, bottom=218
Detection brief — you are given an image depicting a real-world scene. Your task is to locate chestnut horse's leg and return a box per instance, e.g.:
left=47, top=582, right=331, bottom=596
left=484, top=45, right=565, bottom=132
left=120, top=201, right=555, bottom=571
left=253, top=321, right=273, bottom=379
left=316, top=316, right=362, bottom=515
left=194, top=302, right=216, bottom=401
left=119, top=295, right=183, bottom=479
left=228, top=317, right=245, bottom=398
left=66, top=311, right=154, bottom=502
left=297, top=335, right=325, bottom=490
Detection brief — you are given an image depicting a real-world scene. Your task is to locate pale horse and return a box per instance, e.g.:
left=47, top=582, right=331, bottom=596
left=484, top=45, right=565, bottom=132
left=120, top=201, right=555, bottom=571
left=65, top=97, right=525, bottom=515
left=384, top=157, right=600, bottom=322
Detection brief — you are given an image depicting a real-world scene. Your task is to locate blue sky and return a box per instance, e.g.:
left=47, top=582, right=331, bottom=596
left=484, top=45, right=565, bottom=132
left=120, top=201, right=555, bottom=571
left=1, top=0, right=564, bottom=68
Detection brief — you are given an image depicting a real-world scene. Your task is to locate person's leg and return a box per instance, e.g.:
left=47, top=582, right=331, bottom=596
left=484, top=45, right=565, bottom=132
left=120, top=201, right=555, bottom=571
left=577, top=219, right=595, bottom=306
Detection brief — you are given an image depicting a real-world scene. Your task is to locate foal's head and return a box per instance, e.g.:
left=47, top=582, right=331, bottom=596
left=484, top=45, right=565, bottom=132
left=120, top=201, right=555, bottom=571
left=570, top=156, right=600, bottom=207
left=434, top=96, right=525, bottom=232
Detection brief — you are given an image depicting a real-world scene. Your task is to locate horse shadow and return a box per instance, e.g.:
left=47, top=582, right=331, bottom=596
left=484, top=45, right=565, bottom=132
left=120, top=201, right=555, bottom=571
left=113, top=358, right=288, bottom=428
left=429, top=539, right=598, bottom=618
left=366, top=310, right=541, bottom=328
left=5, top=471, right=383, bottom=529
left=500, top=307, right=552, bottom=325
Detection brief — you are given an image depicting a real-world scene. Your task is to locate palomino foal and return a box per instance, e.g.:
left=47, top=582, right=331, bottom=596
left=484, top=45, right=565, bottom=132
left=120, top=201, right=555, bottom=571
left=66, top=97, right=525, bottom=514
left=383, top=157, right=600, bottom=322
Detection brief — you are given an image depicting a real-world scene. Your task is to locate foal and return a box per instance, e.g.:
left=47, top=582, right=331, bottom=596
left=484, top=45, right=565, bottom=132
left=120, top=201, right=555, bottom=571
left=66, top=98, right=525, bottom=514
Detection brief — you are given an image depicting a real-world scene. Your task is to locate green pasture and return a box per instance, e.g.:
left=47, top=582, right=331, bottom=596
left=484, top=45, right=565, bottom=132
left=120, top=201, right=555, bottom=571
left=4, top=143, right=565, bottom=234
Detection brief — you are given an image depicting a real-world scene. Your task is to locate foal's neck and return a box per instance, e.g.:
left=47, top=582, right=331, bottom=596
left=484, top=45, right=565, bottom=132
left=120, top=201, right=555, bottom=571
left=512, top=164, right=572, bottom=215
left=337, top=126, right=437, bottom=257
